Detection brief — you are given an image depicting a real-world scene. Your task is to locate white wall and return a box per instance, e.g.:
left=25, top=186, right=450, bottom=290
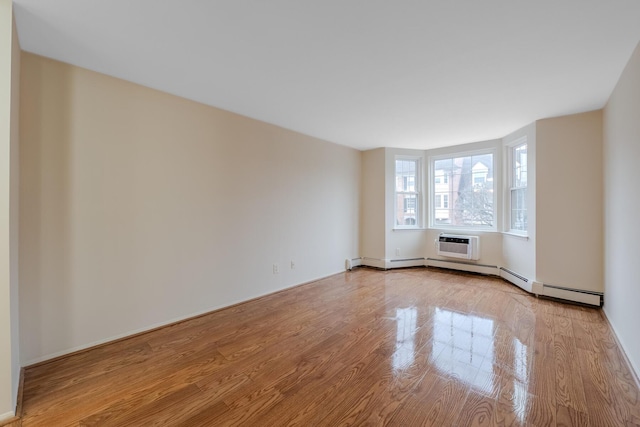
left=536, top=111, right=603, bottom=293
left=19, top=53, right=361, bottom=364
left=0, top=0, right=20, bottom=419
left=603, top=41, right=640, bottom=376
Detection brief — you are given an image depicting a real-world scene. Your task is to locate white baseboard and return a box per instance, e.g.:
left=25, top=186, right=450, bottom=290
left=0, top=411, right=15, bottom=422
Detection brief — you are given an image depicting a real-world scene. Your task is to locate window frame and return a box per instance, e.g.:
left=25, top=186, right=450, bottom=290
left=429, top=148, right=497, bottom=231
left=394, top=156, right=422, bottom=229
left=507, top=138, right=528, bottom=235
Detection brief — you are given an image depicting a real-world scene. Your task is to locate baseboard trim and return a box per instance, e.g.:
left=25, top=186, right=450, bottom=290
left=0, top=412, right=16, bottom=426
left=0, top=367, right=22, bottom=426
left=24, top=269, right=348, bottom=368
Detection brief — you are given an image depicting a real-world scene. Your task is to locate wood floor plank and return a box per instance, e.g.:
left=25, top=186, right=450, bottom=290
left=289, top=350, right=393, bottom=426
left=328, top=344, right=435, bottom=426
left=578, top=347, right=631, bottom=426
left=15, top=268, right=640, bottom=426
left=408, top=374, right=471, bottom=426
left=556, top=404, right=590, bottom=427
left=454, top=390, right=495, bottom=426
left=554, top=334, right=588, bottom=413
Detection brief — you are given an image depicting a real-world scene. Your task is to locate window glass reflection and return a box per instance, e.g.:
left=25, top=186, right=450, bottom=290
left=392, top=307, right=417, bottom=370
left=432, top=308, right=495, bottom=392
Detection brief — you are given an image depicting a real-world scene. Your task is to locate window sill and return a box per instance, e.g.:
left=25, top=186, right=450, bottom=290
left=428, top=227, right=497, bottom=234
left=502, top=231, right=529, bottom=240
left=392, top=227, right=427, bottom=231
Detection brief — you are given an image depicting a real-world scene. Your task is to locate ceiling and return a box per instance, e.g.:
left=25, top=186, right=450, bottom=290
left=12, top=1, right=640, bottom=150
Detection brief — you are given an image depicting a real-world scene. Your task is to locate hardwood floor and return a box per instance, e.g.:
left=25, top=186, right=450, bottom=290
left=10, top=267, right=640, bottom=426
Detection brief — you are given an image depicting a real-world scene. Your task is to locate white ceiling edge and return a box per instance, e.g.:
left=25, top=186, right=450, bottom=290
left=12, top=0, right=640, bottom=151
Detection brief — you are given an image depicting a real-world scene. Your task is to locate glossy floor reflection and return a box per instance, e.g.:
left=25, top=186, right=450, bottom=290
left=17, top=267, right=640, bottom=426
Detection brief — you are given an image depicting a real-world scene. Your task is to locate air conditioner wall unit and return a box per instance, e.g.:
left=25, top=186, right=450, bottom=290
left=436, top=234, right=480, bottom=260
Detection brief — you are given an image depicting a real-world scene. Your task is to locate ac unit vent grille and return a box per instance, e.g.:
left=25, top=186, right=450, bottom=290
left=436, top=234, right=480, bottom=260
left=439, top=242, right=469, bottom=255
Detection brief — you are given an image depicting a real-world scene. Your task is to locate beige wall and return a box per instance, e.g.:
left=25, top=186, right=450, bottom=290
left=536, top=111, right=603, bottom=293
left=19, top=53, right=361, bottom=364
left=360, top=148, right=385, bottom=263
left=0, top=0, right=20, bottom=419
left=603, top=41, right=640, bottom=376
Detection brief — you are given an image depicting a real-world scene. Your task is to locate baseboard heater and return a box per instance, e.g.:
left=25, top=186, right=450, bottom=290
left=542, top=283, right=603, bottom=307
left=360, top=257, right=425, bottom=270
left=345, top=257, right=362, bottom=270
left=499, top=267, right=528, bottom=283
left=426, top=257, right=498, bottom=276
left=500, top=267, right=536, bottom=294
left=431, top=263, right=603, bottom=307
left=360, top=256, right=603, bottom=307
left=499, top=267, right=601, bottom=306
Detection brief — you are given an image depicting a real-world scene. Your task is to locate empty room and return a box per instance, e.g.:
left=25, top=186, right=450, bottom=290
left=2, top=0, right=640, bottom=426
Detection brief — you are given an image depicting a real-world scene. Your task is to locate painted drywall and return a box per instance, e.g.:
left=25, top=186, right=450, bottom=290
left=0, top=0, right=20, bottom=419
left=502, top=123, right=536, bottom=280
left=360, top=148, right=386, bottom=264
left=536, top=111, right=603, bottom=293
left=19, top=53, right=361, bottom=364
left=603, top=41, right=640, bottom=377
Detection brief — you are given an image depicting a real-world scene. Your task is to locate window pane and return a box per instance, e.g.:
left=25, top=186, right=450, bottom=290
left=511, top=142, right=527, bottom=232
left=513, top=144, right=527, bottom=188
left=396, top=160, right=417, bottom=192
left=396, top=158, right=420, bottom=227
left=433, top=159, right=451, bottom=174
left=511, top=188, right=527, bottom=230
left=431, top=153, right=494, bottom=228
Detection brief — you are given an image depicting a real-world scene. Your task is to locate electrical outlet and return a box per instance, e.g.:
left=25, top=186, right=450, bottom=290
left=396, top=248, right=400, bottom=256
left=273, top=264, right=279, bottom=274
left=290, top=260, right=295, bottom=269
